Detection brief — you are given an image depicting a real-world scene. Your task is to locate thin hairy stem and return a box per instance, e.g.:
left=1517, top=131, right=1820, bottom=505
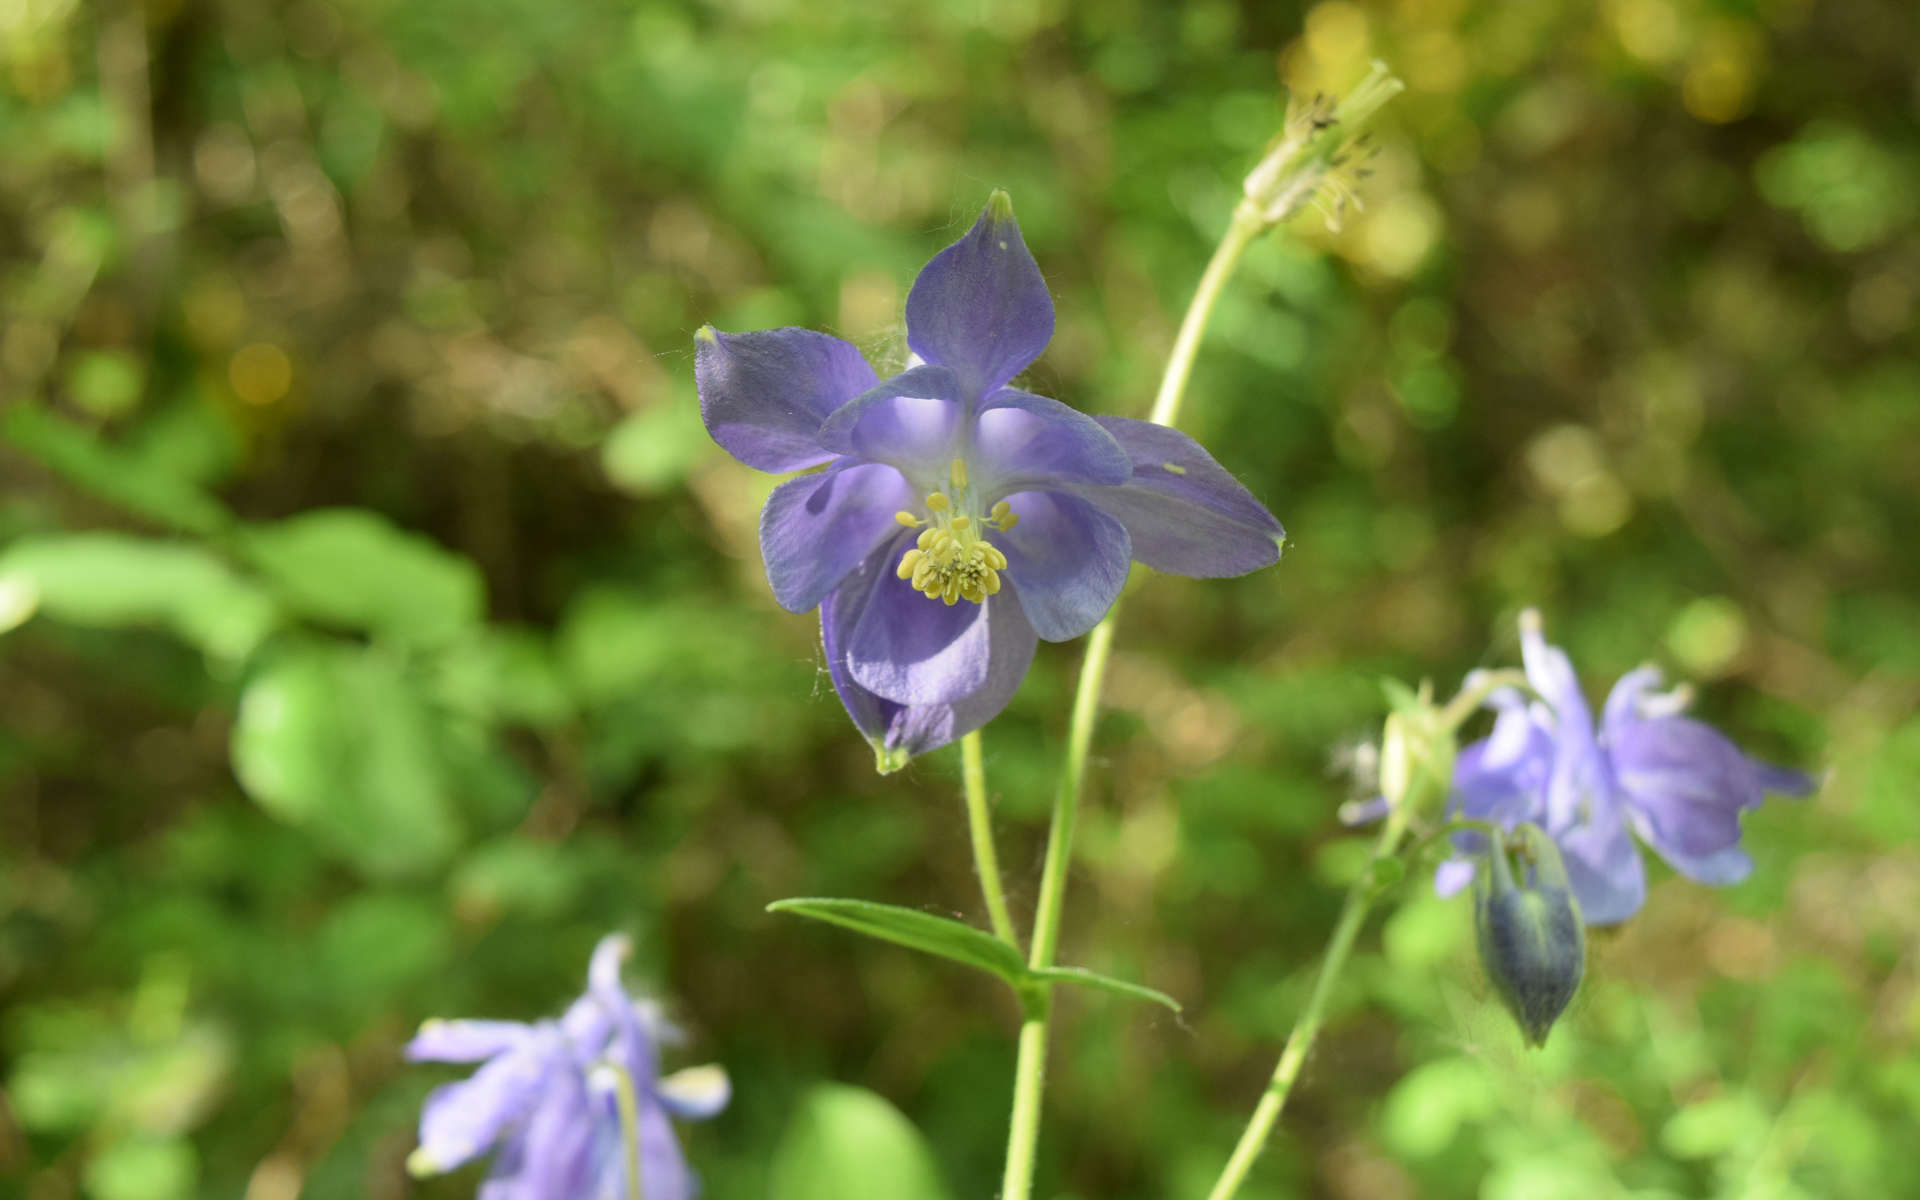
left=961, top=730, right=1019, bottom=948
left=1203, top=807, right=1409, bottom=1200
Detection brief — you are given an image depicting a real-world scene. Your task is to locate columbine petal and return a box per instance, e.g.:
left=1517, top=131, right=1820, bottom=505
left=904, top=191, right=1054, bottom=396
left=513, top=1069, right=599, bottom=1200
left=1608, top=715, right=1770, bottom=861
left=695, top=327, right=878, bottom=473
left=1075, top=417, right=1282, bottom=577
left=822, top=543, right=1039, bottom=768
left=760, top=461, right=915, bottom=613
left=637, top=1099, right=698, bottom=1200
left=815, top=365, right=965, bottom=485
left=1553, top=807, right=1646, bottom=925
left=970, top=389, right=1130, bottom=490
left=406, top=1019, right=533, bottom=1064
left=414, top=1040, right=556, bottom=1174
left=845, top=530, right=992, bottom=705
left=995, top=490, right=1131, bottom=642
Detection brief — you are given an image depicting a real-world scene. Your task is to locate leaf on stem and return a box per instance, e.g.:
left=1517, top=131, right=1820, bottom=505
left=767, top=898, right=1027, bottom=987
left=1031, top=966, right=1182, bottom=1013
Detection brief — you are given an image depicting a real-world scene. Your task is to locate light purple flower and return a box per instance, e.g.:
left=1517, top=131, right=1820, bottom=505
left=405, top=935, right=729, bottom=1199
left=1436, top=610, right=1816, bottom=925
left=695, top=192, right=1284, bottom=769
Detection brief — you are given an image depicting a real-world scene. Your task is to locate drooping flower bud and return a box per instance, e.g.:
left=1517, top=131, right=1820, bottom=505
left=1473, top=822, right=1585, bottom=1047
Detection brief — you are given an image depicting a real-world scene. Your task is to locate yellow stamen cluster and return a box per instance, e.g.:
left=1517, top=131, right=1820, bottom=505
left=892, top=464, right=1019, bottom=606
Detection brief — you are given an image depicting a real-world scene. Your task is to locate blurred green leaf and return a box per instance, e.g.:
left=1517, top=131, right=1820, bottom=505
left=770, top=1084, right=952, bottom=1200
left=65, top=349, right=145, bottom=418
left=82, top=1136, right=198, bottom=1200
left=602, top=398, right=711, bottom=495
left=1379, top=1056, right=1498, bottom=1158
left=1032, top=966, right=1181, bottom=1013
left=231, top=642, right=462, bottom=877
left=240, top=509, right=484, bottom=646
left=0, top=532, right=276, bottom=661
left=1, top=405, right=229, bottom=535
left=768, top=899, right=1027, bottom=988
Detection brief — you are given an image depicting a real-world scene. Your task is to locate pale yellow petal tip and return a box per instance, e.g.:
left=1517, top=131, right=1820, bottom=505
left=693, top=324, right=719, bottom=345
left=415, top=1018, right=446, bottom=1036
left=985, top=189, right=1015, bottom=224
left=873, top=742, right=912, bottom=775
left=658, top=1063, right=731, bottom=1111
left=1519, top=608, right=1544, bottom=635
left=406, top=1148, right=441, bottom=1179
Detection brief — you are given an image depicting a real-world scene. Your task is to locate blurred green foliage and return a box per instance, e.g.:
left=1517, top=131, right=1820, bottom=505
left=1, top=0, right=1914, bottom=1197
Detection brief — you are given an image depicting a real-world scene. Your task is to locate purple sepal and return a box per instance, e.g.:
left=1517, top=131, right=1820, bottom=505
left=1078, top=417, right=1283, bottom=577
left=904, top=192, right=1054, bottom=397
left=695, top=327, right=877, bottom=473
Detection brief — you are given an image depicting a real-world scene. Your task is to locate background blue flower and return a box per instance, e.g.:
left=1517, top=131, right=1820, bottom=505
left=1437, top=612, right=1816, bottom=924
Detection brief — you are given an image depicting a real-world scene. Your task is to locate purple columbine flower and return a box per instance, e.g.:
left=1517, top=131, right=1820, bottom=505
left=1435, top=610, right=1816, bottom=925
left=405, top=935, right=729, bottom=1199
left=695, top=192, right=1283, bottom=769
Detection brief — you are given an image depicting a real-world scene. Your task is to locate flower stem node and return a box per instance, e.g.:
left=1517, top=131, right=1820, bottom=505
left=1473, top=822, right=1585, bottom=1048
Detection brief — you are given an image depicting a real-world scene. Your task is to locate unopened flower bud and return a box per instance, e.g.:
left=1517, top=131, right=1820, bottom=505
left=1474, top=823, right=1585, bottom=1047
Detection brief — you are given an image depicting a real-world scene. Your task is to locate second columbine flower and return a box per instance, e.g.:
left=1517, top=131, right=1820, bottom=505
left=696, top=192, right=1284, bottom=769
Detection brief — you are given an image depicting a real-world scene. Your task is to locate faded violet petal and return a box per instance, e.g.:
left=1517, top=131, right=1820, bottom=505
left=695, top=327, right=878, bottom=472
left=1610, top=715, right=1766, bottom=857
left=845, top=530, right=992, bottom=705
left=904, top=192, right=1054, bottom=395
left=638, top=1098, right=698, bottom=1200
left=760, top=461, right=915, bottom=613
left=971, top=389, right=1130, bottom=491
left=822, top=549, right=1038, bottom=768
left=1077, top=417, right=1282, bottom=578
left=416, top=1041, right=555, bottom=1173
left=1554, top=808, right=1646, bottom=925
left=406, top=1020, right=532, bottom=1064
left=995, top=489, right=1131, bottom=642
left=816, top=365, right=965, bottom=484
left=1631, top=829, right=1754, bottom=886
left=512, top=1068, right=598, bottom=1200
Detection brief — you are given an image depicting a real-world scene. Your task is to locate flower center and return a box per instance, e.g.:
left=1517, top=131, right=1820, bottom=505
left=893, top=458, right=1018, bottom=606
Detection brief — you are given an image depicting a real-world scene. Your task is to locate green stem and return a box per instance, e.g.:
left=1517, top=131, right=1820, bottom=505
left=1203, top=806, right=1411, bottom=1200
left=998, top=619, right=1118, bottom=1200
left=1001, top=203, right=1268, bottom=1200
left=960, top=730, right=1019, bottom=949
left=604, top=1064, right=646, bottom=1200
left=1148, top=203, right=1266, bottom=429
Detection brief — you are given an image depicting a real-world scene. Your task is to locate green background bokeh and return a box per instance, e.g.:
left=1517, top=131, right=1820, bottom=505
left=2, top=0, right=1913, bottom=1196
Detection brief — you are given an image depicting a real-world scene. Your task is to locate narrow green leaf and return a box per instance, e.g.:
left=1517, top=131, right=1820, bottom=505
left=1032, top=966, right=1182, bottom=1013
left=767, top=898, right=1026, bottom=986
